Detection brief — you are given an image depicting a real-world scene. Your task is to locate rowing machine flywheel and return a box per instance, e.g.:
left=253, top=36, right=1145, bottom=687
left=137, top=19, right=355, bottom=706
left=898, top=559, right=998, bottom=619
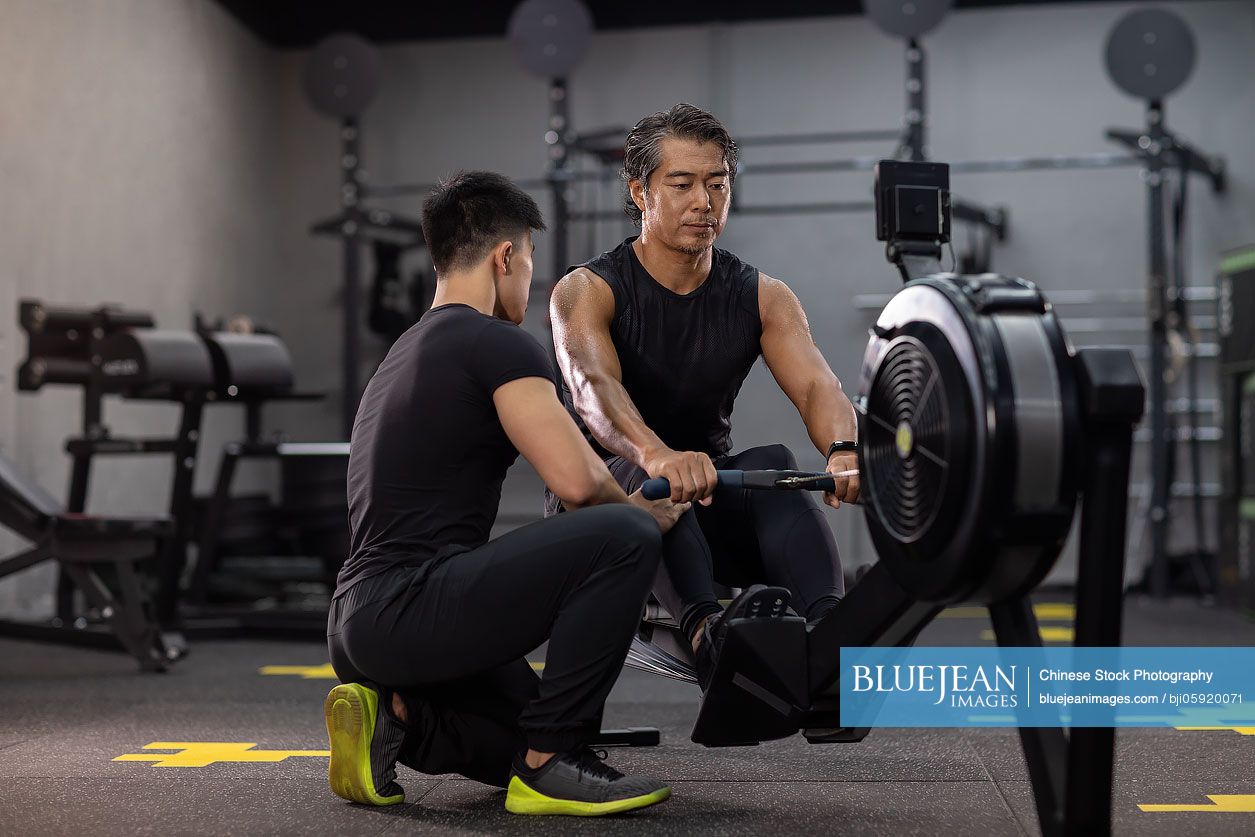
left=857, top=275, right=1083, bottom=604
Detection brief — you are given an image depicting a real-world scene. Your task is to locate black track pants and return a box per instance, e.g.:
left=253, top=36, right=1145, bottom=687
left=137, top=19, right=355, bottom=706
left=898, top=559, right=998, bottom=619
left=327, top=504, right=661, bottom=787
left=604, top=444, right=844, bottom=640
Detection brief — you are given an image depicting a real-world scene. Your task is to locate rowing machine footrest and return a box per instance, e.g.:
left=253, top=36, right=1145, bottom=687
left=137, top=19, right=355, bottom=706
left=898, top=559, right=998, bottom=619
left=691, top=615, right=807, bottom=747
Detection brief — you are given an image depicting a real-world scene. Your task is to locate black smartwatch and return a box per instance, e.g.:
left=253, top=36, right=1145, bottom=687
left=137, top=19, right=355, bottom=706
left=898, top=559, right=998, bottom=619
left=827, top=440, right=858, bottom=459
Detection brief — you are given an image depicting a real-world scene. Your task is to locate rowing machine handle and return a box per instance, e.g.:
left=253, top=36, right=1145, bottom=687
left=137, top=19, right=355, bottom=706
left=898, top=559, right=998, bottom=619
left=640, top=469, right=840, bottom=501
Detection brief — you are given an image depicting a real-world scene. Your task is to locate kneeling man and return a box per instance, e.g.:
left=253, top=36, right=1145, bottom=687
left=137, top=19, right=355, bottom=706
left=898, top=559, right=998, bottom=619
left=326, top=172, right=685, bottom=816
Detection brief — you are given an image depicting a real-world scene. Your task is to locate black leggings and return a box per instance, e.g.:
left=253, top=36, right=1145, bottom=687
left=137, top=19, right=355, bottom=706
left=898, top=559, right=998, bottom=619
left=605, top=444, right=844, bottom=640
left=327, top=504, right=661, bottom=787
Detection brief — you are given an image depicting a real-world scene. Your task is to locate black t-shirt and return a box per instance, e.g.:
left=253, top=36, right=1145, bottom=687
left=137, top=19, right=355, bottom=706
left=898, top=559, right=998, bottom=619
left=337, top=304, right=556, bottom=594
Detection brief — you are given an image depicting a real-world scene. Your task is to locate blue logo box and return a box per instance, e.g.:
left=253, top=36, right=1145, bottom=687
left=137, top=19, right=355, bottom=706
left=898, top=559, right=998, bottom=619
left=838, top=647, right=1255, bottom=728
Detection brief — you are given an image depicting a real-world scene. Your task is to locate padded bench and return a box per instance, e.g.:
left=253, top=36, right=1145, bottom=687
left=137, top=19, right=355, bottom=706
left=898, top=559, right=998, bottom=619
left=0, top=454, right=173, bottom=671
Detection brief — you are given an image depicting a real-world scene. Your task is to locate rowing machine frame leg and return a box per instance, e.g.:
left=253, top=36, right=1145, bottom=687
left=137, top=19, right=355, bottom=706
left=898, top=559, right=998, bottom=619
left=994, top=348, right=1142, bottom=837
left=802, top=563, right=943, bottom=736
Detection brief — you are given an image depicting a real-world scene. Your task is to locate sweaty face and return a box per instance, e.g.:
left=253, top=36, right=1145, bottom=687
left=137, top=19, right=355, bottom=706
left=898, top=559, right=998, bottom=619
left=635, top=137, right=731, bottom=255
left=494, top=231, right=535, bottom=325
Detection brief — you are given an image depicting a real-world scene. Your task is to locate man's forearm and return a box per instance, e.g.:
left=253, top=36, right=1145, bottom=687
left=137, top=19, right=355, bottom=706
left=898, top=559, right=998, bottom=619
left=573, top=375, right=668, bottom=467
left=800, top=381, right=859, bottom=456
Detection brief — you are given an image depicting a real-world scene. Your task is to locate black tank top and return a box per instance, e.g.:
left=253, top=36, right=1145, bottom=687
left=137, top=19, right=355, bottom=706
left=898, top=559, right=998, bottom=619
left=562, top=237, right=762, bottom=458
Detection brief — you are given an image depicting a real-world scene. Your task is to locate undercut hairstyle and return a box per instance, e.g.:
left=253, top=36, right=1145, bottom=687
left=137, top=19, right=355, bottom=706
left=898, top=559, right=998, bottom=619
left=621, top=103, right=739, bottom=224
left=421, top=171, right=546, bottom=276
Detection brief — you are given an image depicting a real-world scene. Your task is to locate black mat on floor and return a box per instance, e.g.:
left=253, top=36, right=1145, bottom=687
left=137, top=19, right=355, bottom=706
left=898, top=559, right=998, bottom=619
left=0, top=596, right=1252, bottom=836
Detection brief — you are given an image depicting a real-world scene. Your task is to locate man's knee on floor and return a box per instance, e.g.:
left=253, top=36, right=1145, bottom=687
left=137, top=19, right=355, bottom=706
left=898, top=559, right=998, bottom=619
left=740, top=443, right=799, bottom=471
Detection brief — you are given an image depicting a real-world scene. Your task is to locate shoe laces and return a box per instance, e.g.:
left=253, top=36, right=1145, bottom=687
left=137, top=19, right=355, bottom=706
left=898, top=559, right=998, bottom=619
left=574, top=747, right=623, bottom=783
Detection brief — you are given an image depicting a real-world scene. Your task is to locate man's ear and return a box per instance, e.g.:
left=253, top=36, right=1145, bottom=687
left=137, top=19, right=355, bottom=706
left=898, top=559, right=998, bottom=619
left=493, top=239, right=515, bottom=275
left=629, top=178, right=647, bottom=214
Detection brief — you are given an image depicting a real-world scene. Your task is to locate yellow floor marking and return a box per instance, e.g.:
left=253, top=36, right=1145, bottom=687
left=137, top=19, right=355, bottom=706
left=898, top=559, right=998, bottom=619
left=259, top=662, right=545, bottom=678
left=259, top=663, right=337, bottom=679
left=1177, top=726, right=1255, bottom=736
left=979, top=626, right=1075, bottom=643
left=1031, top=603, right=1075, bottom=621
left=1139, top=795, right=1255, bottom=813
left=114, top=743, right=329, bottom=768
left=942, top=603, right=1074, bottom=621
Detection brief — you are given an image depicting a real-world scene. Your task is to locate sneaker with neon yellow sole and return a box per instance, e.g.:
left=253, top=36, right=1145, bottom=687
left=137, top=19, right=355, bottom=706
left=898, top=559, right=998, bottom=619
left=324, top=682, right=406, bottom=806
left=505, top=747, right=670, bottom=816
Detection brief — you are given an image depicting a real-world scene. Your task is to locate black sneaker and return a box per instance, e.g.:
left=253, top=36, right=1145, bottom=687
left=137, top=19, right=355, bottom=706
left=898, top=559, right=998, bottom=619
left=505, top=747, right=670, bottom=816
left=695, top=584, right=792, bottom=690
left=324, top=682, right=406, bottom=806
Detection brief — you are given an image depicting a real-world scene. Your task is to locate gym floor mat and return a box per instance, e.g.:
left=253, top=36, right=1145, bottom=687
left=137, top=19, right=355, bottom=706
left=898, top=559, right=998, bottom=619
left=1, top=595, right=1252, bottom=836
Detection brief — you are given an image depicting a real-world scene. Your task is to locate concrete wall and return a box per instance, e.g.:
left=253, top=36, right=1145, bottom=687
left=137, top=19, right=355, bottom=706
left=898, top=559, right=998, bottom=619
left=275, top=0, right=1255, bottom=579
left=0, top=0, right=286, bottom=617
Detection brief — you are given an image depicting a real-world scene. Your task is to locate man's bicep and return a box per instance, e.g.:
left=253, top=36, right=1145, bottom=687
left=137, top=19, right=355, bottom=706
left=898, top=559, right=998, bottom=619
left=493, top=376, right=605, bottom=493
left=759, top=275, right=838, bottom=400
left=551, top=271, right=623, bottom=386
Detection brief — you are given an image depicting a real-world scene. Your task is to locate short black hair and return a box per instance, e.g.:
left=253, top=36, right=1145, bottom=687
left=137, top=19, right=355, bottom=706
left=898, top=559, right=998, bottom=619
left=622, top=104, right=738, bottom=224
left=421, top=171, right=546, bottom=276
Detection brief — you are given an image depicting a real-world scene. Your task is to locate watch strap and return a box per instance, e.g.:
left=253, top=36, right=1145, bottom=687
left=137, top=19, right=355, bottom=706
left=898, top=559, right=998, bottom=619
left=827, top=440, right=858, bottom=458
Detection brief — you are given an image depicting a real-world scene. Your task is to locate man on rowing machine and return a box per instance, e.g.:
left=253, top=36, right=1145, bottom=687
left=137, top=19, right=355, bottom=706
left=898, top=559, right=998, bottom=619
left=325, top=172, right=688, bottom=816
left=547, top=104, right=861, bottom=689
